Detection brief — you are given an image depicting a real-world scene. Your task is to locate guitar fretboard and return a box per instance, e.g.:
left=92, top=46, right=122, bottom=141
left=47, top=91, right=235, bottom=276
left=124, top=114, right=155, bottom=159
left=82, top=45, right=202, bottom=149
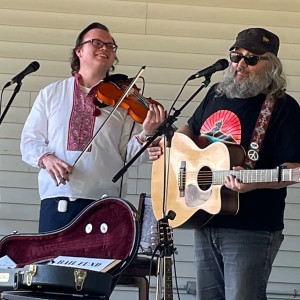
left=212, top=168, right=292, bottom=184
left=164, top=256, right=173, bottom=300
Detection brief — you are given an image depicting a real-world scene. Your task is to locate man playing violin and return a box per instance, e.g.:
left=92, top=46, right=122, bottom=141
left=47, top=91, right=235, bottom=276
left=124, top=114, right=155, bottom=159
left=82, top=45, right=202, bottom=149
left=20, top=22, right=165, bottom=232
left=148, top=28, right=300, bottom=300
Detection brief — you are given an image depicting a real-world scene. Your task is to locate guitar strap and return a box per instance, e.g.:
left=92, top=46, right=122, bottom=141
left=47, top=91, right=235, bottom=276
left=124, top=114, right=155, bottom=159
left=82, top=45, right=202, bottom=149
left=243, top=96, right=275, bottom=169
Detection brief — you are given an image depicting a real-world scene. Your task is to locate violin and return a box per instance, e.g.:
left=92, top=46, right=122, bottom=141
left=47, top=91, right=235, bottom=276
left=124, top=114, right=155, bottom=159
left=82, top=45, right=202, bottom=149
left=96, top=75, right=163, bottom=124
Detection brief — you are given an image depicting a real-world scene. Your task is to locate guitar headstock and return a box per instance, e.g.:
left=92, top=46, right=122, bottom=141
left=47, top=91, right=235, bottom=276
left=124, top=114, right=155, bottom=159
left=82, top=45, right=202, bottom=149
left=158, top=217, right=175, bottom=257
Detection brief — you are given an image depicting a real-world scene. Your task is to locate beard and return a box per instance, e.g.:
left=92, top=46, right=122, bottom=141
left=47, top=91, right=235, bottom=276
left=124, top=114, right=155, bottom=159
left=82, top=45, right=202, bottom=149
left=217, top=64, right=271, bottom=99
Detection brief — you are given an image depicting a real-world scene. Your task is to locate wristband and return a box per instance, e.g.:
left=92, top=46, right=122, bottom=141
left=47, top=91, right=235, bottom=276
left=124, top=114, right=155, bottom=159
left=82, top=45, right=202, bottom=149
left=140, top=130, right=153, bottom=142
left=38, top=152, right=54, bottom=169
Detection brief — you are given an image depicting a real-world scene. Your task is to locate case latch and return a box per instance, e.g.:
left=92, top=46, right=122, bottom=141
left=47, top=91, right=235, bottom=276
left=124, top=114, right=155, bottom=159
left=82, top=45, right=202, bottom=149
left=74, top=269, right=87, bottom=291
left=26, top=265, right=37, bottom=286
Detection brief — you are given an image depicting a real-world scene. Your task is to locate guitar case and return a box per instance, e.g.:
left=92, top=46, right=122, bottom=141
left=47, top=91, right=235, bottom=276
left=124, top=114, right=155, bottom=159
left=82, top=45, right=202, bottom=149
left=0, top=197, right=141, bottom=299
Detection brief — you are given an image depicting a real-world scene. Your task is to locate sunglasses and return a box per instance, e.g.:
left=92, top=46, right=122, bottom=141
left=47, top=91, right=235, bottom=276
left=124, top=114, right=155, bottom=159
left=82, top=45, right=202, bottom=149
left=229, top=52, right=269, bottom=66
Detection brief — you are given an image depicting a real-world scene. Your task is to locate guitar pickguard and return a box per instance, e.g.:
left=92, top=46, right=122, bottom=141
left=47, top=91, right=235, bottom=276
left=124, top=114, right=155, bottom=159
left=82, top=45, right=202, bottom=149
left=185, top=184, right=211, bottom=207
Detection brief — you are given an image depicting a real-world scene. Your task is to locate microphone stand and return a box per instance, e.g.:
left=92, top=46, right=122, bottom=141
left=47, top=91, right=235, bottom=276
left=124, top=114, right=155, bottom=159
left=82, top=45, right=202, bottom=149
left=113, top=76, right=211, bottom=300
left=112, top=77, right=211, bottom=184
left=0, top=81, right=22, bottom=125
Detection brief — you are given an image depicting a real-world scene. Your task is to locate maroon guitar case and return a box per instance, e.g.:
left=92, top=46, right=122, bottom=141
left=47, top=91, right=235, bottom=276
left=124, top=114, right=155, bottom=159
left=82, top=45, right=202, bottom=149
left=0, top=197, right=140, bottom=298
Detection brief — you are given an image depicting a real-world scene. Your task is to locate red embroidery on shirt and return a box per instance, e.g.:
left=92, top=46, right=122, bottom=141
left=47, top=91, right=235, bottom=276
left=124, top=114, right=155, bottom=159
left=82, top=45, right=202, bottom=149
left=67, top=73, right=99, bottom=151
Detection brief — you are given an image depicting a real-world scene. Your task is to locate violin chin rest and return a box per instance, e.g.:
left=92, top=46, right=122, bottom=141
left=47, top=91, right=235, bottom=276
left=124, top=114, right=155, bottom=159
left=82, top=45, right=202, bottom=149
left=103, top=73, right=129, bottom=82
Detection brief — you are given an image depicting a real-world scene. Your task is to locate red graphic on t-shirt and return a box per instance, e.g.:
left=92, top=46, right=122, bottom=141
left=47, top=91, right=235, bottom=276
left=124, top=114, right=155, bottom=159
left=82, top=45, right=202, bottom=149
left=200, top=110, right=241, bottom=144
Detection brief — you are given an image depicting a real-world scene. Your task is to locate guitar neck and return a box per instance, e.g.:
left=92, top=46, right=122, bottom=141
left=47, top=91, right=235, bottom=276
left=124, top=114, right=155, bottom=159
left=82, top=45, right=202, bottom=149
left=213, top=168, right=295, bottom=184
left=164, top=256, right=173, bottom=300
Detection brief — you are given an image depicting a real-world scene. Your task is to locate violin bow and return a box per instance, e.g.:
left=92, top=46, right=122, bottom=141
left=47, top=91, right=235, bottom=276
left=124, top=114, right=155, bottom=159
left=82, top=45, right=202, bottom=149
left=72, top=66, right=146, bottom=168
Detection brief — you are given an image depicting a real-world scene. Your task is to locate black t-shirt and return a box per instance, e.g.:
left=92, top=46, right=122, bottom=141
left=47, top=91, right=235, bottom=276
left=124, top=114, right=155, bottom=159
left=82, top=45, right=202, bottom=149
left=188, top=84, right=300, bottom=231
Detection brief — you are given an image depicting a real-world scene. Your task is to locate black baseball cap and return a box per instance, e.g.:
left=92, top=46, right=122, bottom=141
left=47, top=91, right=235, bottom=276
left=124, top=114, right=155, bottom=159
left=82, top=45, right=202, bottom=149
left=229, top=28, right=280, bottom=56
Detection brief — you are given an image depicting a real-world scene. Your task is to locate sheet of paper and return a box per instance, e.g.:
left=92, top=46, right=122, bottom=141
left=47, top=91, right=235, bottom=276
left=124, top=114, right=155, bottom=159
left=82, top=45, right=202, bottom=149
left=49, top=256, right=121, bottom=272
left=0, top=255, right=17, bottom=269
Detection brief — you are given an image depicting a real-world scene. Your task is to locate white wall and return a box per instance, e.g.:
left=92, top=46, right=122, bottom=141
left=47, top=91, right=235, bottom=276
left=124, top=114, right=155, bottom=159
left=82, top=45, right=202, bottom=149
left=0, top=1, right=300, bottom=299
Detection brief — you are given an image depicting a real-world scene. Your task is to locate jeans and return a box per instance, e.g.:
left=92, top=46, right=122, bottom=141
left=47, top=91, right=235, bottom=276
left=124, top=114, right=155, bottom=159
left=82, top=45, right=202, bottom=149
left=194, top=227, right=284, bottom=300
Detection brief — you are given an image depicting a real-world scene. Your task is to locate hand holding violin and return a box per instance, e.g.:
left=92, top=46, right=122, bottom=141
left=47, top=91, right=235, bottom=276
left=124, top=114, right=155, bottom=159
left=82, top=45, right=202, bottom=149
left=139, top=103, right=166, bottom=142
left=41, top=154, right=73, bottom=186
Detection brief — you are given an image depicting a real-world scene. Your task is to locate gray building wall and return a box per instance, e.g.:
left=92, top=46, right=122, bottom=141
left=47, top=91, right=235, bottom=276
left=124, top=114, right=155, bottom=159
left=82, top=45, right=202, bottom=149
left=0, top=1, right=300, bottom=299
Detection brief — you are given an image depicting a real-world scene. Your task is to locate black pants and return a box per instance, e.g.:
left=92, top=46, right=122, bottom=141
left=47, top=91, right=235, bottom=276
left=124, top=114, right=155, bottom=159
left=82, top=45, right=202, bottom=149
left=38, top=197, right=95, bottom=233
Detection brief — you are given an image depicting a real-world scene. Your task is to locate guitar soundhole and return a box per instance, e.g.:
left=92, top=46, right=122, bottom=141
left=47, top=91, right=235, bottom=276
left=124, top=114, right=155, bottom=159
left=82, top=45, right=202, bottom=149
left=198, top=166, right=212, bottom=191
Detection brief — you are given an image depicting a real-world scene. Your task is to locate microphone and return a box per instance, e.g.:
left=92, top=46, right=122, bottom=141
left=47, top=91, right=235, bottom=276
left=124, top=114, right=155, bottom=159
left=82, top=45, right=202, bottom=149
left=5, top=61, right=40, bottom=87
left=188, top=59, right=229, bottom=81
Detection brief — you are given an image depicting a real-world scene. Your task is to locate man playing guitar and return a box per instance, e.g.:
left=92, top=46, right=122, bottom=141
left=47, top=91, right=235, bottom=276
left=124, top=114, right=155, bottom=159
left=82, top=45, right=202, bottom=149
left=148, top=28, right=300, bottom=300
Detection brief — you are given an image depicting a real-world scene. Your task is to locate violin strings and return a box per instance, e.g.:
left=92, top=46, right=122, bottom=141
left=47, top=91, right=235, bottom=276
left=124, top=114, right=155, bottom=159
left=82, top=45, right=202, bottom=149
left=120, top=84, right=150, bottom=108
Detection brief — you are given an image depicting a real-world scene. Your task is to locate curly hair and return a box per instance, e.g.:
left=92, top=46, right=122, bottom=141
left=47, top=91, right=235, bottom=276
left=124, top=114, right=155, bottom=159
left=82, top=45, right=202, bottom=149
left=70, top=22, right=119, bottom=76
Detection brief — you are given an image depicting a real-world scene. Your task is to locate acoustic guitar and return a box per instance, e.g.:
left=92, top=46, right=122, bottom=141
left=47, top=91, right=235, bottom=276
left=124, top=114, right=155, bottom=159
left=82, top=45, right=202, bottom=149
left=151, top=132, right=300, bottom=228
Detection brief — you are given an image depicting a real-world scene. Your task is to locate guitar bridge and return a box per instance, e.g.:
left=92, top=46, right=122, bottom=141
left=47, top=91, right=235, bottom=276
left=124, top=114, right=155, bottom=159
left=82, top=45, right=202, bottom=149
left=178, top=161, right=186, bottom=197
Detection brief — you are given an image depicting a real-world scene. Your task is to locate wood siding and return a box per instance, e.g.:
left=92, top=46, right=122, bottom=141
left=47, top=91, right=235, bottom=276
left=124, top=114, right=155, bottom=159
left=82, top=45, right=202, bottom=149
left=0, top=1, right=299, bottom=299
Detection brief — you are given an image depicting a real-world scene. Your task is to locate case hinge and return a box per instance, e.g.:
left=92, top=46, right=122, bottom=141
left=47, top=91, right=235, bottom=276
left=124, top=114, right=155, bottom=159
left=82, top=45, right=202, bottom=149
left=74, top=269, right=87, bottom=291
left=26, top=265, right=37, bottom=286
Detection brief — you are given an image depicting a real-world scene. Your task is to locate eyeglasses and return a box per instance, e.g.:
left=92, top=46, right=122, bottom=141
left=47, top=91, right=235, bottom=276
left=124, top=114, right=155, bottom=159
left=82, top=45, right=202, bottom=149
left=229, top=52, right=269, bottom=66
left=80, top=39, right=118, bottom=52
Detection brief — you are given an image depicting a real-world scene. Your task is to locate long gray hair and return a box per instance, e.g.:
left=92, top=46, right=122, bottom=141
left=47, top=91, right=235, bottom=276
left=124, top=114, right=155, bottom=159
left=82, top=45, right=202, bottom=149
left=262, top=52, right=286, bottom=99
